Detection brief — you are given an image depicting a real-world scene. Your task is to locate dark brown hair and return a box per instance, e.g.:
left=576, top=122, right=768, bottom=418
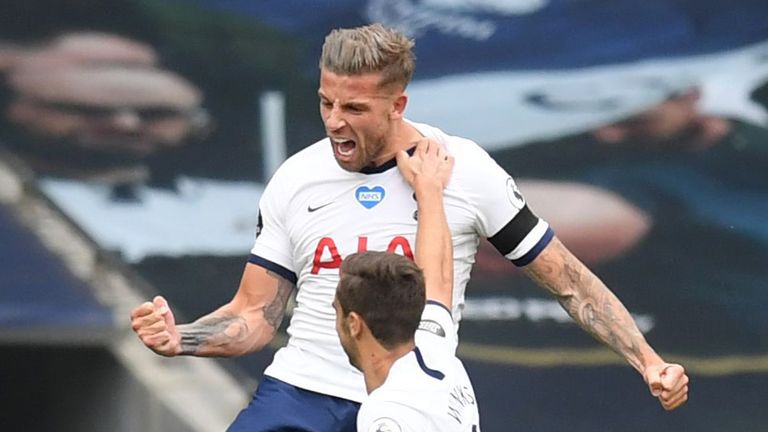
left=337, top=251, right=425, bottom=349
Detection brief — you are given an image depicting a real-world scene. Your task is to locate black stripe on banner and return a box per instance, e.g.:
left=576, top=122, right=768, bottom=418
left=487, top=205, right=539, bottom=256
left=248, top=254, right=298, bottom=284
left=512, top=227, right=554, bottom=267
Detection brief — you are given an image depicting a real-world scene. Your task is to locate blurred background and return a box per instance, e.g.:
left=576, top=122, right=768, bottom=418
left=1, top=0, right=767, bottom=430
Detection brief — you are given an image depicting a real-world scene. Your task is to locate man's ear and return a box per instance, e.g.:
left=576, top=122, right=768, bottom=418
left=347, top=311, right=364, bottom=339
left=390, top=92, right=408, bottom=120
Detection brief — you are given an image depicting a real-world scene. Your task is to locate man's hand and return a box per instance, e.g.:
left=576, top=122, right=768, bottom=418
left=130, top=295, right=181, bottom=357
left=396, top=138, right=454, bottom=189
left=644, top=363, right=689, bottom=410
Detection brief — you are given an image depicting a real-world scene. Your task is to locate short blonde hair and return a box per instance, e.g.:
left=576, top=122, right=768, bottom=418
left=320, top=23, right=415, bottom=90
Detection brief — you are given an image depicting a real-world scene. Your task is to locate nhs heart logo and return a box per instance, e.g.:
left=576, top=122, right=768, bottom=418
left=356, top=186, right=385, bottom=209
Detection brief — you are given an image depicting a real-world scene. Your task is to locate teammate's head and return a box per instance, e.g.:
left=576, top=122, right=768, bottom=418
left=334, top=251, right=425, bottom=370
left=318, top=24, right=416, bottom=172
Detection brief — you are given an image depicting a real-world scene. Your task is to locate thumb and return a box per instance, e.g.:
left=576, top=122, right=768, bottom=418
left=153, top=295, right=176, bottom=329
left=396, top=150, right=414, bottom=183
left=395, top=149, right=410, bottom=166
left=646, top=366, right=663, bottom=397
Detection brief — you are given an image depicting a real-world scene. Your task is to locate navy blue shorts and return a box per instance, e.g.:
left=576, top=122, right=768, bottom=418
left=227, top=376, right=360, bottom=432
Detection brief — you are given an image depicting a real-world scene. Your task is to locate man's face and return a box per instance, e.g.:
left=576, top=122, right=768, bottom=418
left=318, top=69, right=402, bottom=172
left=8, top=100, right=196, bottom=158
left=595, top=91, right=704, bottom=148
left=333, top=289, right=361, bottom=371
left=6, top=66, right=203, bottom=159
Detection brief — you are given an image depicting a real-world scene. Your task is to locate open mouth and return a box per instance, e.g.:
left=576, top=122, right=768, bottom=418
left=331, top=137, right=357, bottom=159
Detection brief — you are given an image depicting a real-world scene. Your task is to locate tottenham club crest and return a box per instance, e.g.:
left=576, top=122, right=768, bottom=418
left=505, top=177, right=525, bottom=210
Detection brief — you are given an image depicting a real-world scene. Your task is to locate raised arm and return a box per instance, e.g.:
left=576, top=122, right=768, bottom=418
left=130, top=263, right=295, bottom=357
left=396, top=139, right=454, bottom=308
left=523, top=238, right=689, bottom=410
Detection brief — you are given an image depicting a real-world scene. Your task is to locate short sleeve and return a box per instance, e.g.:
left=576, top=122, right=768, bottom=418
left=415, top=301, right=458, bottom=357
left=249, top=171, right=297, bottom=283
left=461, top=145, right=554, bottom=266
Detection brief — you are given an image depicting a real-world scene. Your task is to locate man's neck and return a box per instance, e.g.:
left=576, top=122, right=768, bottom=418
left=361, top=341, right=415, bottom=393
left=372, top=119, right=423, bottom=167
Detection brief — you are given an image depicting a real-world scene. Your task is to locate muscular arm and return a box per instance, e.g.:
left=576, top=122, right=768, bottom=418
left=398, top=140, right=454, bottom=307
left=522, top=237, right=661, bottom=373
left=132, top=262, right=295, bottom=358
left=178, top=263, right=294, bottom=356
left=414, top=175, right=453, bottom=308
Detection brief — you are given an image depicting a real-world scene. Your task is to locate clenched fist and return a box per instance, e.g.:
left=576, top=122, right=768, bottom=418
left=644, top=363, right=689, bottom=411
left=130, top=296, right=181, bottom=357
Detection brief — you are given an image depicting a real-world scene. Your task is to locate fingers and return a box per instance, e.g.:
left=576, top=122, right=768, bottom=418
left=395, top=149, right=410, bottom=166
left=423, top=144, right=453, bottom=188
left=140, top=329, right=176, bottom=347
left=398, top=138, right=453, bottom=188
left=442, top=154, right=455, bottom=172
left=153, top=295, right=169, bottom=314
left=439, top=155, right=455, bottom=186
left=154, top=295, right=177, bottom=329
left=661, top=364, right=687, bottom=393
left=395, top=150, right=415, bottom=185
left=646, top=367, right=664, bottom=397
left=646, top=363, right=689, bottom=411
left=415, top=138, right=430, bottom=157
left=418, top=139, right=446, bottom=165
left=130, top=301, right=160, bottom=329
left=418, top=138, right=446, bottom=160
left=658, top=364, right=689, bottom=410
left=130, top=302, right=166, bottom=335
left=130, top=296, right=178, bottom=356
left=398, top=139, right=431, bottom=187
left=661, top=388, right=688, bottom=411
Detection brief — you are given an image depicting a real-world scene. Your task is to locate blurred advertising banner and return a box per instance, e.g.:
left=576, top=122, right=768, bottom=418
left=1, top=1, right=767, bottom=419
left=194, top=0, right=768, bottom=147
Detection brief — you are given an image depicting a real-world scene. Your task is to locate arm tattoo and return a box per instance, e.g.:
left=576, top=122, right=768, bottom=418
left=180, top=314, right=249, bottom=355
left=178, top=271, right=295, bottom=356
left=263, top=270, right=295, bottom=330
left=523, top=239, right=647, bottom=371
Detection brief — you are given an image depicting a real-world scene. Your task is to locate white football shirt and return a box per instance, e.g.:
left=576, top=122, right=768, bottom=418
left=251, top=120, right=553, bottom=402
left=357, top=301, right=481, bottom=432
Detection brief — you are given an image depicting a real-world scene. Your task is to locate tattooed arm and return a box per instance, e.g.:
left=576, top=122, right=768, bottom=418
left=130, top=263, right=295, bottom=357
left=523, top=236, right=689, bottom=411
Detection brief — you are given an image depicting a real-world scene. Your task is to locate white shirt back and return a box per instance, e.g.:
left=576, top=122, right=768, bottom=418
left=357, top=302, right=480, bottom=432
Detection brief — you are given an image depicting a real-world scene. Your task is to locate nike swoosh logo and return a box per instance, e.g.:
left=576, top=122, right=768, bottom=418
left=307, top=202, right=333, bottom=212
